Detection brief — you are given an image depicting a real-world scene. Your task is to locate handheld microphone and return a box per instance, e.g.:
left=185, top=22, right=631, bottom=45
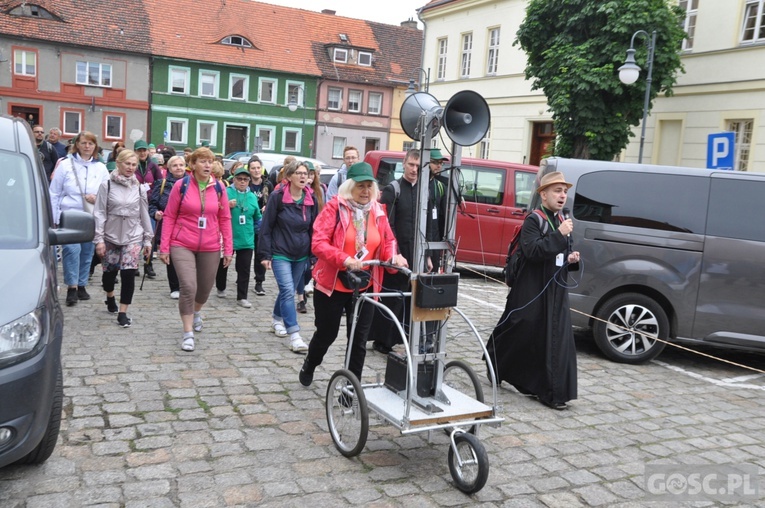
left=562, top=207, right=572, bottom=253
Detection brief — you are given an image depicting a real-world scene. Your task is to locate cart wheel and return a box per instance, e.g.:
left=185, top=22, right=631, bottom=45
left=443, top=360, right=484, bottom=435
left=326, top=369, right=369, bottom=457
left=448, top=432, right=489, bottom=494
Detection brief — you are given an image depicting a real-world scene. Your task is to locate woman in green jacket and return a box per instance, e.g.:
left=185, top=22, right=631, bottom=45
left=215, top=166, right=262, bottom=308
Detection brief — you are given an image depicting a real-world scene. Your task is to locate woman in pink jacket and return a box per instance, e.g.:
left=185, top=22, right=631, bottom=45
left=158, top=147, right=233, bottom=351
left=298, top=162, right=407, bottom=387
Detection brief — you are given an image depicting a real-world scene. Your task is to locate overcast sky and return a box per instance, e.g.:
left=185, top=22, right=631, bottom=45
left=259, top=0, right=424, bottom=27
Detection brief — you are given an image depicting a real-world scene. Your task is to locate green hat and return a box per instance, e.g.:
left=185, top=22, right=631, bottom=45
left=429, top=148, right=448, bottom=161
left=233, top=166, right=251, bottom=177
left=303, top=160, right=315, bottom=171
left=346, top=162, right=375, bottom=182
left=200, top=141, right=210, bottom=147
left=134, top=140, right=149, bottom=150
left=148, top=143, right=155, bottom=149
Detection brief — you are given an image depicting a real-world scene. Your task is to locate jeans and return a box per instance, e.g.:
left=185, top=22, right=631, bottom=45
left=271, top=258, right=308, bottom=334
left=62, top=242, right=95, bottom=287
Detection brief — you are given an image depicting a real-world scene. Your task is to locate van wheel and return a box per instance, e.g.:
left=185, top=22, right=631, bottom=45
left=593, top=293, right=668, bottom=364
left=14, top=367, right=63, bottom=465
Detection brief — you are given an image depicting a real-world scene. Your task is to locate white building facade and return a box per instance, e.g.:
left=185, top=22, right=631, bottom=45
left=419, top=0, right=765, bottom=172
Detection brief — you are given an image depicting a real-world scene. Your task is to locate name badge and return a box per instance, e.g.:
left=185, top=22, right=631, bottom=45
left=198, top=216, right=207, bottom=229
left=355, top=246, right=369, bottom=260
left=555, top=253, right=564, bottom=266
left=239, top=215, right=246, bottom=225
left=432, top=207, right=438, bottom=220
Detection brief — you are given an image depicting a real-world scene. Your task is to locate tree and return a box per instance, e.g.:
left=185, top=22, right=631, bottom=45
left=515, top=0, right=687, bottom=160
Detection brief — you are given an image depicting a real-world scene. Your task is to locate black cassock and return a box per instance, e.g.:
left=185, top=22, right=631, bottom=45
left=485, top=208, right=578, bottom=405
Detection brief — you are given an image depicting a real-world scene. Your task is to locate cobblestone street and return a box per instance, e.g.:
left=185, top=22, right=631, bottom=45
left=1, top=267, right=764, bottom=507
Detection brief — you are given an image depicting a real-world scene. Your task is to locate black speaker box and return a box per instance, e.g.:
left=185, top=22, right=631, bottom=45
left=415, top=273, right=459, bottom=309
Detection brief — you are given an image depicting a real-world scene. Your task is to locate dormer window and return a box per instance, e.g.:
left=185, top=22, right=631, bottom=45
left=220, top=35, right=253, bottom=48
left=333, top=48, right=348, bottom=63
left=358, top=51, right=372, bottom=67
left=339, top=34, right=348, bottom=42
left=8, top=3, right=61, bottom=21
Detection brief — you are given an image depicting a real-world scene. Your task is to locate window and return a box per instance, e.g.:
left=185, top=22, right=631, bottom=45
left=63, top=111, right=81, bottom=136
left=742, top=0, right=765, bottom=43
left=197, top=120, right=217, bottom=146
left=460, top=166, right=504, bottom=205
left=328, top=87, right=342, bottom=110
left=348, top=90, right=362, bottom=113
left=437, top=38, right=448, bottom=80
left=169, top=67, right=189, bottom=94
left=679, top=1, right=698, bottom=50
left=358, top=51, right=372, bottom=67
left=76, top=61, right=112, bottom=87
left=707, top=179, right=765, bottom=241
left=479, top=139, right=490, bottom=159
left=220, top=35, right=253, bottom=48
left=13, top=49, right=36, bottom=76
left=574, top=172, right=708, bottom=233
left=487, top=28, right=500, bottom=74
left=368, top=92, right=382, bottom=115
left=259, top=78, right=276, bottom=103
left=461, top=33, right=473, bottom=78
left=167, top=118, right=188, bottom=144
left=727, top=119, right=753, bottom=171
left=105, top=115, right=123, bottom=140
left=199, top=71, right=218, bottom=98
left=332, top=137, right=347, bottom=159
left=333, top=48, right=348, bottom=63
left=283, top=128, right=300, bottom=152
left=9, top=3, right=59, bottom=20
left=402, top=141, right=416, bottom=152
left=255, top=126, right=274, bottom=151
left=230, top=74, right=248, bottom=100
left=515, top=171, right=536, bottom=209
left=287, top=82, right=304, bottom=107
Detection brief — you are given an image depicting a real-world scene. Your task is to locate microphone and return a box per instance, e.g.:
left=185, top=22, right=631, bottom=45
left=562, top=207, right=572, bottom=253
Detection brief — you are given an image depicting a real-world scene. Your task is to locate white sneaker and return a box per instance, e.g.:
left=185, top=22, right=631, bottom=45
left=217, top=290, right=226, bottom=298
left=272, top=321, right=288, bottom=337
left=304, top=280, right=314, bottom=295
left=289, top=335, right=309, bottom=353
left=237, top=299, right=252, bottom=308
left=170, top=291, right=180, bottom=299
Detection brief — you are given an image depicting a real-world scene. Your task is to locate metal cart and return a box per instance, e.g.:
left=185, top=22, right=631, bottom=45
left=325, top=261, right=504, bottom=494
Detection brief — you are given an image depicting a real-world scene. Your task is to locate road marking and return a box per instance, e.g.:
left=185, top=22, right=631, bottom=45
left=654, top=360, right=765, bottom=391
left=459, top=291, right=505, bottom=312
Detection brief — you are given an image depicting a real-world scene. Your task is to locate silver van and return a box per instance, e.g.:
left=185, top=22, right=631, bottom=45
left=536, top=157, right=765, bottom=364
left=0, top=116, right=94, bottom=467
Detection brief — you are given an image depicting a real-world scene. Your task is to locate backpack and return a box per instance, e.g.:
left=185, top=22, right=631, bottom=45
left=503, top=209, right=548, bottom=287
left=179, top=174, right=223, bottom=208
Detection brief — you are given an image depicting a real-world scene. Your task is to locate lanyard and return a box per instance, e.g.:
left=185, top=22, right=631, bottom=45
left=236, top=189, right=249, bottom=212
left=540, top=207, right=558, bottom=231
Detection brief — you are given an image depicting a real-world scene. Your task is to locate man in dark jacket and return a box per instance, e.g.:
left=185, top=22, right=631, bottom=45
left=33, top=125, right=57, bottom=179
left=370, top=148, right=445, bottom=354
left=48, top=128, right=68, bottom=159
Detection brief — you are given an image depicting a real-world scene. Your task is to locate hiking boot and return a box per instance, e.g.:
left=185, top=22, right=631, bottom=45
left=66, top=287, right=78, bottom=307
left=296, top=300, right=307, bottom=314
left=254, top=283, right=265, bottom=296
left=77, top=286, right=91, bottom=300
left=145, top=263, right=156, bottom=279
left=117, top=313, right=132, bottom=328
left=299, top=359, right=315, bottom=387
left=105, top=296, right=118, bottom=314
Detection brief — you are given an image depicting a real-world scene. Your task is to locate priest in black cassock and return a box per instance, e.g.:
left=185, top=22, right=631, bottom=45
left=485, top=171, right=581, bottom=410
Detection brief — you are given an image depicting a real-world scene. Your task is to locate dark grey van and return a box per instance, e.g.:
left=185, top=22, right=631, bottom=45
left=536, top=157, right=765, bottom=364
left=0, top=116, right=94, bottom=467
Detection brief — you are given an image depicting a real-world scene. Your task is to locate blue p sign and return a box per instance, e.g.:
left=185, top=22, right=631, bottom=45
left=707, top=132, right=735, bottom=170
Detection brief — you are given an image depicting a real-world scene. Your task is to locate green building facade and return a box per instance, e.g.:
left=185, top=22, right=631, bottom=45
left=150, top=58, right=316, bottom=157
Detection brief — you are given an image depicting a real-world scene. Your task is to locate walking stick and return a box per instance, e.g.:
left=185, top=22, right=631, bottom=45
left=139, top=236, right=157, bottom=291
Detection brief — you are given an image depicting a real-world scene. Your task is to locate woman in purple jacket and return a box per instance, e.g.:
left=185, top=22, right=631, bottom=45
left=158, top=147, right=233, bottom=352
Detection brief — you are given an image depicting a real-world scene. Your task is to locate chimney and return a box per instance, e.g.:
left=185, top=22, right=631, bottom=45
left=400, top=18, right=418, bottom=29
left=321, top=9, right=336, bottom=15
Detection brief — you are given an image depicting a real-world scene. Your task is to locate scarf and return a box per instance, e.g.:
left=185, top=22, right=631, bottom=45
left=110, top=169, right=138, bottom=188
left=347, top=199, right=372, bottom=252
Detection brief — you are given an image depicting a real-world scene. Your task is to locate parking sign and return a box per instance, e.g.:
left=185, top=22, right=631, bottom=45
left=707, top=132, right=735, bottom=170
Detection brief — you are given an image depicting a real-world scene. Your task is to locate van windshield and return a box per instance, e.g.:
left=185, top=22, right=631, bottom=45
left=0, top=153, right=37, bottom=248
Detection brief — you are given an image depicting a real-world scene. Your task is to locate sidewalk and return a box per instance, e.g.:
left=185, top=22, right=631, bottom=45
left=0, top=267, right=763, bottom=507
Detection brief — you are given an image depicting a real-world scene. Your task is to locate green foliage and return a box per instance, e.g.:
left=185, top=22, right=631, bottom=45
left=515, top=0, right=687, bottom=160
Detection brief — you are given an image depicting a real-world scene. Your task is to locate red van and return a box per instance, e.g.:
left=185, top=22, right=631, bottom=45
left=364, top=150, right=538, bottom=268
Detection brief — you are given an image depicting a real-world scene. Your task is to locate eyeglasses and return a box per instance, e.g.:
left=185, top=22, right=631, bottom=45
left=294, top=171, right=308, bottom=176
left=235, top=176, right=250, bottom=181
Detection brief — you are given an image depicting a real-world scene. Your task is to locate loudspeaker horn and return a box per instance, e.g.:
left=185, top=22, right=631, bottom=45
left=400, top=92, right=443, bottom=141
left=443, top=90, right=490, bottom=146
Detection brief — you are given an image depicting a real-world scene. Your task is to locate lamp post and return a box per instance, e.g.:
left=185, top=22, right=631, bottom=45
left=619, top=30, right=657, bottom=164
left=405, top=67, right=431, bottom=96
left=288, top=85, right=306, bottom=157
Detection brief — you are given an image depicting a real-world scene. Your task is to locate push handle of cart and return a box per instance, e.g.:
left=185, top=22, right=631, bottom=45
left=360, top=259, right=412, bottom=277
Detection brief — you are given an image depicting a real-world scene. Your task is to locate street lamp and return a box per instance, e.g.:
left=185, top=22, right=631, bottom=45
left=619, top=30, right=657, bottom=164
left=405, top=67, right=430, bottom=96
left=288, top=85, right=306, bottom=157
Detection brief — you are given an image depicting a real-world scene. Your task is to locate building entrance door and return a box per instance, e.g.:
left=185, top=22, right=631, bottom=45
left=225, top=126, right=248, bottom=154
left=11, top=105, right=40, bottom=129
left=529, top=122, right=555, bottom=166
